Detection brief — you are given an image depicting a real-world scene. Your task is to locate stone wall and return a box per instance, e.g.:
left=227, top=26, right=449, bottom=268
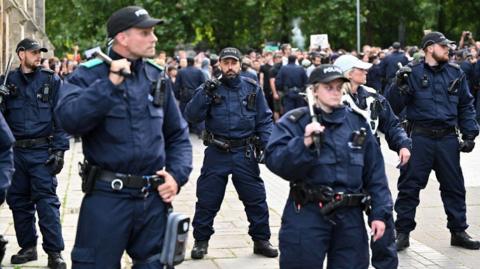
left=0, top=0, right=52, bottom=73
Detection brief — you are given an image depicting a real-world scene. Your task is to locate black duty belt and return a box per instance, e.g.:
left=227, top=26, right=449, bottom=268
left=14, top=136, right=51, bottom=148
left=290, top=182, right=370, bottom=217
left=202, top=132, right=250, bottom=150
left=96, top=169, right=165, bottom=192
left=412, top=126, right=456, bottom=138
left=286, top=87, right=304, bottom=94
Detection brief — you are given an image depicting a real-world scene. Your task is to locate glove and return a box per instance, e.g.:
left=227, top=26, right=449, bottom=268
left=459, top=135, right=475, bottom=153
left=45, top=151, right=64, bottom=175
left=395, top=66, right=412, bottom=95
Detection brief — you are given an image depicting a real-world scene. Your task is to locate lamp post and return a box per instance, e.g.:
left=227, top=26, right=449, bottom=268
left=356, top=0, right=361, bottom=52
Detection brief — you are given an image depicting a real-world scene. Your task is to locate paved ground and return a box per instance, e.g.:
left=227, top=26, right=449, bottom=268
left=0, top=134, right=479, bottom=268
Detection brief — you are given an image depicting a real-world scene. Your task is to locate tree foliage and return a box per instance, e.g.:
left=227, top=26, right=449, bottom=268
left=46, top=0, right=480, bottom=56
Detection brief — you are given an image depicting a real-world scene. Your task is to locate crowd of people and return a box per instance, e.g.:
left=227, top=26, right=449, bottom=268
left=1, top=4, right=480, bottom=269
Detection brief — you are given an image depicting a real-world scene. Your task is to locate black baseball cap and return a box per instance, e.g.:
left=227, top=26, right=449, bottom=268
left=308, top=64, right=349, bottom=85
left=421, top=31, right=454, bottom=49
left=107, top=6, right=164, bottom=38
left=16, top=38, right=48, bottom=53
left=392, top=41, right=401, bottom=49
left=219, top=47, right=241, bottom=61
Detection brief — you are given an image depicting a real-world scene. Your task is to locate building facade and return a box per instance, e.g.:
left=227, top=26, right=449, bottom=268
left=1, top=0, right=52, bottom=72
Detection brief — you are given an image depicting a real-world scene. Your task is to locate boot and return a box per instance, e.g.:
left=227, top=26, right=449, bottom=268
left=191, top=240, right=208, bottom=259
left=395, top=232, right=410, bottom=251
left=0, top=235, right=7, bottom=265
left=451, top=231, right=480, bottom=250
left=11, top=246, right=37, bottom=264
left=47, top=252, right=67, bottom=269
left=253, top=240, right=278, bottom=258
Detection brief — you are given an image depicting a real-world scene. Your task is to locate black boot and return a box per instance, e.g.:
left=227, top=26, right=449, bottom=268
left=253, top=240, right=278, bottom=258
left=395, top=233, right=410, bottom=251
left=0, top=235, right=7, bottom=265
left=191, top=240, right=209, bottom=259
left=47, top=252, right=67, bottom=269
left=451, top=231, right=480, bottom=250
left=11, top=246, right=37, bottom=264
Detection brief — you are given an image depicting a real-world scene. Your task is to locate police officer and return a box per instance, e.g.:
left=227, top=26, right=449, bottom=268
left=1, top=38, right=69, bottom=268
left=174, top=54, right=206, bottom=136
left=55, top=6, right=192, bottom=267
left=0, top=112, right=15, bottom=266
left=335, top=54, right=411, bottom=269
left=387, top=31, right=480, bottom=251
left=275, top=55, right=308, bottom=113
left=265, top=64, right=393, bottom=268
left=379, top=42, right=409, bottom=92
left=184, top=47, right=278, bottom=259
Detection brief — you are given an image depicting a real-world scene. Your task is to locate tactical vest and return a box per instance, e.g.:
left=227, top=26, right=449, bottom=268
left=342, top=85, right=379, bottom=134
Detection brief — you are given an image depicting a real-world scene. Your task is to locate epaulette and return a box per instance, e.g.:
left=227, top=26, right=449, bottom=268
left=362, top=85, right=377, bottom=94
left=287, top=109, right=307, bottom=123
left=241, top=76, right=259, bottom=86
left=345, top=106, right=366, bottom=121
left=408, top=61, right=420, bottom=67
left=146, top=59, right=164, bottom=71
left=40, top=68, right=54, bottom=74
left=448, top=62, right=461, bottom=70
left=80, top=58, right=103, bottom=69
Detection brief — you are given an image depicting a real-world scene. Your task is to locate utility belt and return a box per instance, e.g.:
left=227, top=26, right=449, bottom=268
left=202, top=131, right=250, bottom=151
left=78, top=160, right=165, bottom=197
left=285, top=86, right=304, bottom=94
left=14, top=136, right=52, bottom=149
left=202, top=131, right=265, bottom=163
left=290, top=181, right=371, bottom=218
left=411, top=125, right=456, bottom=138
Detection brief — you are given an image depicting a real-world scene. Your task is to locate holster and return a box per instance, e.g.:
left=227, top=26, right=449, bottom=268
left=290, top=181, right=370, bottom=216
left=400, top=120, right=412, bottom=136
left=79, top=160, right=99, bottom=194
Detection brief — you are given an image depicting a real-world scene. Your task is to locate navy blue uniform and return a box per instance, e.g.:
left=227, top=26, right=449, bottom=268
left=346, top=85, right=410, bottom=269
left=265, top=106, right=392, bottom=269
left=275, top=63, right=308, bottom=113
left=387, top=61, right=479, bottom=235
left=184, top=75, right=273, bottom=242
left=379, top=50, right=409, bottom=84
left=0, top=112, right=14, bottom=203
left=2, top=67, right=69, bottom=254
left=175, top=65, right=206, bottom=136
left=240, top=70, right=259, bottom=83
left=366, top=63, right=383, bottom=93
left=55, top=51, right=192, bottom=268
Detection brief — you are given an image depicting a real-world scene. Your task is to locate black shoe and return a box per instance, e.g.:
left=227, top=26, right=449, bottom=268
left=11, top=246, right=37, bottom=264
left=253, top=240, right=278, bottom=258
left=47, top=252, right=67, bottom=269
left=451, top=231, right=480, bottom=250
left=395, top=233, right=410, bottom=251
left=0, top=235, right=7, bottom=265
left=191, top=240, right=209, bottom=259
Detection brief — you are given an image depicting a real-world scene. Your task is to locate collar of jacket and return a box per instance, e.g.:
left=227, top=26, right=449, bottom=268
left=109, top=49, right=145, bottom=74
left=314, top=105, right=347, bottom=125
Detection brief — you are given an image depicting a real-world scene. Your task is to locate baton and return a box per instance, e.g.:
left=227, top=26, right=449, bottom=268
left=92, top=51, right=131, bottom=77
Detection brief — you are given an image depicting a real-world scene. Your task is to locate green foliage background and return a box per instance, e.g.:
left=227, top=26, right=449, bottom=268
left=46, top=0, right=480, bottom=56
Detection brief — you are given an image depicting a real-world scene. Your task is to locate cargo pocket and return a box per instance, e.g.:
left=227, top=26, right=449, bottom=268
left=71, top=247, right=95, bottom=264
left=147, top=104, right=164, bottom=141
left=37, top=101, right=51, bottom=123
left=104, top=105, right=127, bottom=142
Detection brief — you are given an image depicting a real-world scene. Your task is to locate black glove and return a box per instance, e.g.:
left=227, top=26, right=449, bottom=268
left=395, top=66, right=412, bottom=95
left=45, top=151, right=64, bottom=175
left=459, top=135, right=475, bottom=153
